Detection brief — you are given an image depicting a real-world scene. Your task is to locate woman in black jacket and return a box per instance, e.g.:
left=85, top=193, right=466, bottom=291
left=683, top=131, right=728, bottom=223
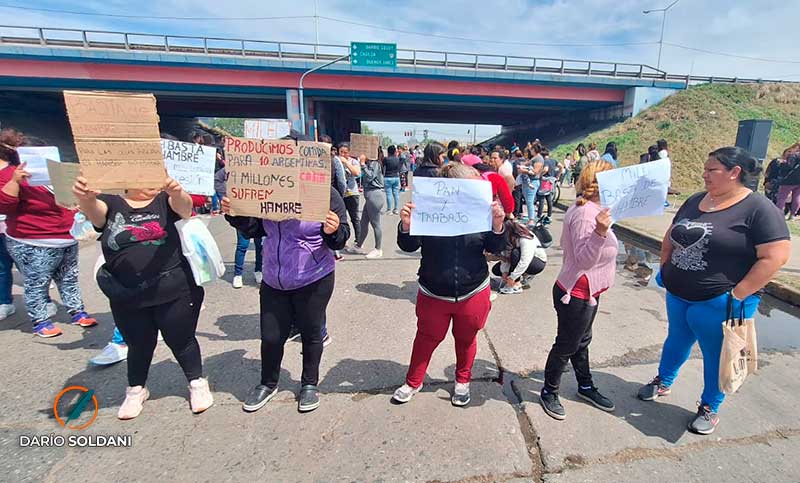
left=392, top=162, right=506, bottom=407
left=413, top=142, right=446, bottom=179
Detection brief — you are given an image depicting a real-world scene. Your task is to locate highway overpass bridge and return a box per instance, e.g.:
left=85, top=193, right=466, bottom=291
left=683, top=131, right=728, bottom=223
left=0, top=25, right=688, bottom=151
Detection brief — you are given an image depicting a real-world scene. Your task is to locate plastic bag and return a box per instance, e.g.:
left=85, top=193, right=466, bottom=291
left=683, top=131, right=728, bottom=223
left=174, top=217, right=225, bottom=286
left=70, top=212, right=98, bottom=242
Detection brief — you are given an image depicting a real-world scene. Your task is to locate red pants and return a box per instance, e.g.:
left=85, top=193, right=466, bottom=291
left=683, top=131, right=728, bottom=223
left=405, top=287, right=492, bottom=388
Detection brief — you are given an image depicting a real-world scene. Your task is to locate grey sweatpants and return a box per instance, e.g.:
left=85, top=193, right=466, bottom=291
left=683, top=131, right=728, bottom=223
left=357, top=189, right=385, bottom=250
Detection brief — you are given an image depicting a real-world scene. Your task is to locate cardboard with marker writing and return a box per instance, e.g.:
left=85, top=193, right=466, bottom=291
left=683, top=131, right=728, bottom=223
left=349, top=133, right=380, bottom=159
left=64, top=90, right=165, bottom=190
left=46, top=160, right=81, bottom=209
left=224, top=137, right=331, bottom=222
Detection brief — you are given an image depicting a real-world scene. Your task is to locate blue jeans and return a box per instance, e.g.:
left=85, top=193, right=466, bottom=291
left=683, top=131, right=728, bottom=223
left=384, top=177, right=401, bottom=212
left=211, top=194, right=220, bottom=212
left=234, top=230, right=263, bottom=276
left=0, top=235, right=13, bottom=305
left=523, top=181, right=539, bottom=222
left=658, top=290, right=760, bottom=412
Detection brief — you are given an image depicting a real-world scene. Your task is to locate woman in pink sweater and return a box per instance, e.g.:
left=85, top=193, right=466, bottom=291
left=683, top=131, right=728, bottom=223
left=540, top=160, right=617, bottom=421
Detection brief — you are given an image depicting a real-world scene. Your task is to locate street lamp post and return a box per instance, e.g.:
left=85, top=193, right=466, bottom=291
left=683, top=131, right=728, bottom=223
left=643, top=0, right=680, bottom=71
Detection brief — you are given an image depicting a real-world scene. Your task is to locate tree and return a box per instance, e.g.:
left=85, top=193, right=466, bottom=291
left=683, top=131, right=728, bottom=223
left=361, top=124, right=395, bottom=148
left=212, top=118, right=245, bottom=137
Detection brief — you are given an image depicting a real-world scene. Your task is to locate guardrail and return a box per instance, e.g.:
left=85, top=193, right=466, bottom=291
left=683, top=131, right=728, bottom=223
left=0, top=25, right=794, bottom=85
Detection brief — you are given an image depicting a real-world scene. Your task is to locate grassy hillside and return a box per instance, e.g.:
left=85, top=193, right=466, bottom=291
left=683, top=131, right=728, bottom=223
left=551, top=83, right=800, bottom=192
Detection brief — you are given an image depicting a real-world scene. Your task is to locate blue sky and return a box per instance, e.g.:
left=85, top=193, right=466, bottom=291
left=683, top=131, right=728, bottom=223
left=3, top=0, right=800, bottom=142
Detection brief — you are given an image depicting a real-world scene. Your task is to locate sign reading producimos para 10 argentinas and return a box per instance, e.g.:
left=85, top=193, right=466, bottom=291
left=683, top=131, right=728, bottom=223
left=224, top=137, right=331, bottom=222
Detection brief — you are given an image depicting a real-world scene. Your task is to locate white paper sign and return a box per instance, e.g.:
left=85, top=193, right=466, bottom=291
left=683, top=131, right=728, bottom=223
left=411, top=177, right=493, bottom=237
left=161, top=139, right=216, bottom=195
left=597, top=159, right=671, bottom=222
left=17, top=147, right=61, bottom=186
left=244, top=119, right=292, bottom=140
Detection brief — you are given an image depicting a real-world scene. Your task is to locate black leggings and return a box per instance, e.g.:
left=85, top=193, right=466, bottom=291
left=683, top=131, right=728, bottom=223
left=343, top=195, right=361, bottom=244
left=512, top=186, right=524, bottom=218
left=112, top=287, right=205, bottom=387
left=260, top=272, right=335, bottom=389
left=543, top=284, right=599, bottom=393
left=536, top=193, right=553, bottom=218
left=491, top=249, right=546, bottom=280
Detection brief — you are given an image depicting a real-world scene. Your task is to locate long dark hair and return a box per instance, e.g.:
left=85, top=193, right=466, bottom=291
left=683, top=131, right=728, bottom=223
left=504, top=220, right=534, bottom=248
left=576, top=143, right=587, bottom=157
left=0, top=129, right=24, bottom=166
left=709, top=146, right=761, bottom=185
left=603, top=142, right=618, bottom=160
left=423, top=141, right=445, bottom=166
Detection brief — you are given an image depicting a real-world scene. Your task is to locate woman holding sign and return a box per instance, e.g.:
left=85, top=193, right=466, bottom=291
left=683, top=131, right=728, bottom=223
left=0, top=129, right=97, bottom=338
left=638, top=147, right=790, bottom=435
left=539, top=160, right=617, bottom=421
left=73, top=175, right=214, bottom=420
left=392, top=163, right=507, bottom=407
left=222, top=185, right=349, bottom=413
left=347, top=147, right=385, bottom=259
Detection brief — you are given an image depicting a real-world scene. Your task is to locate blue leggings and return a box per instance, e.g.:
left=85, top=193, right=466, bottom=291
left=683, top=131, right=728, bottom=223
left=658, top=290, right=760, bottom=412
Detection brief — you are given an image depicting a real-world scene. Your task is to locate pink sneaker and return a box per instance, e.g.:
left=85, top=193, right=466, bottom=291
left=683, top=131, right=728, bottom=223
left=118, top=386, right=149, bottom=420
left=189, top=378, right=214, bottom=414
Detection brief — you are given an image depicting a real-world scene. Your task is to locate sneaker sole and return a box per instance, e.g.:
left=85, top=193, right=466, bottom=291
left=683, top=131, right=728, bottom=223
left=73, top=321, right=98, bottom=328
left=577, top=391, right=615, bottom=412
left=638, top=388, right=671, bottom=401
left=688, top=422, right=717, bottom=435
left=540, top=398, right=566, bottom=420
left=242, top=388, right=278, bottom=413
left=298, top=400, right=320, bottom=412
left=322, top=338, right=332, bottom=348
left=35, top=331, right=62, bottom=338
left=451, top=395, right=470, bottom=407
left=118, top=389, right=149, bottom=420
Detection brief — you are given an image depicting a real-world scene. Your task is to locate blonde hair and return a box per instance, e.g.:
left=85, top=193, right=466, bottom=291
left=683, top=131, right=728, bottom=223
left=576, top=160, right=613, bottom=205
left=439, top=162, right=480, bottom=179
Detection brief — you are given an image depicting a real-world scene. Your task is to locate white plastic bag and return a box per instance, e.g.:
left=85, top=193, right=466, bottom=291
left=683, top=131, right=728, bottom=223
left=174, top=217, right=225, bottom=286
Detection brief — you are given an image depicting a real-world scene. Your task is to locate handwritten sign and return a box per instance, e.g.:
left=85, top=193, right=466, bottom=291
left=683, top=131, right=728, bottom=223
left=161, top=139, right=216, bottom=195
left=17, top=147, right=61, bottom=186
left=64, top=90, right=165, bottom=190
left=349, top=133, right=380, bottom=159
left=411, top=177, right=492, bottom=237
left=224, top=137, right=331, bottom=222
left=46, top=160, right=81, bottom=209
left=244, top=119, right=292, bottom=140
left=597, top=159, right=671, bottom=222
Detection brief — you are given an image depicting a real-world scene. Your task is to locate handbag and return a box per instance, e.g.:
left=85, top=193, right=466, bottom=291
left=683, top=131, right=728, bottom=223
left=719, top=293, right=758, bottom=394
left=530, top=221, right=553, bottom=249
left=174, top=217, right=225, bottom=286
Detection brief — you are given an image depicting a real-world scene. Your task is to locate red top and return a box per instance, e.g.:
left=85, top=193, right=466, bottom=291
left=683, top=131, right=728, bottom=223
left=482, top=172, right=515, bottom=214
left=190, top=194, right=207, bottom=208
left=0, top=165, right=75, bottom=239
left=558, top=275, right=608, bottom=301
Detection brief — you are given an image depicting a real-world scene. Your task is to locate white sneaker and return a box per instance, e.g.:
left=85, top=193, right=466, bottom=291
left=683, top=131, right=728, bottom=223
left=392, top=383, right=421, bottom=403
left=89, top=342, right=128, bottom=365
left=254, top=272, right=263, bottom=285
left=452, top=382, right=471, bottom=407
left=0, top=303, right=15, bottom=320
left=46, top=302, right=57, bottom=319
left=365, top=249, right=383, bottom=259
left=232, top=275, right=243, bottom=289
left=189, top=377, right=214, bottom=414
left=118, top=386, right=149, bottom=420
left=489, top=292, right=498, bottom=302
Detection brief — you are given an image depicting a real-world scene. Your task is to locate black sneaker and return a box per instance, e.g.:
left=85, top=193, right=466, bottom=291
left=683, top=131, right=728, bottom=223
left=298, top=385, right=320, bottom=413
left=242, top=384, right=277, bottom=412
left=540, top=390, right=566, bottom=420
left=688, top=404, right=719, bottom=435
left=637, top=376, right=672, bottom=401
left=287, top=327, right=301, bottom=342
left=577, top=386, right=615, bottom=412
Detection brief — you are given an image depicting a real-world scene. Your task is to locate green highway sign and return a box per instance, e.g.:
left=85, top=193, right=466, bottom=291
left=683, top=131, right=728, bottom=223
left=350, top=42, right=397, bottom=68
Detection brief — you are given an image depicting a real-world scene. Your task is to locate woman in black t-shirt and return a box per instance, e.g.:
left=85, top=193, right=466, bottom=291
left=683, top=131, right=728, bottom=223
left=637, top=147, right=790, bottom=435
left=74, top=176, right=213, bottom=421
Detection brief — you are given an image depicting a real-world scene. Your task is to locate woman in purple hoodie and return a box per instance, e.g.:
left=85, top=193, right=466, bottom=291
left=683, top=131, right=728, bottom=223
left=222, top=185, right=349, bottom=413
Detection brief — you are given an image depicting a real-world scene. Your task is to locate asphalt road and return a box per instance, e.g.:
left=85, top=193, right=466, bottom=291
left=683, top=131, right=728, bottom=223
left=0, top=194, right=798, bottom=483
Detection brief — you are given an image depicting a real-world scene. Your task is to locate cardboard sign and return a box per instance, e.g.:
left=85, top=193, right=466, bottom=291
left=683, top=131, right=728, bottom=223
left=597, top=159, right=671, bottom=222
left=64, top=90, right=165, bottom=190
left=243, top=119, right=292, bottom=140
left=349, top=133, right=380, bottom=159
left=224, top=137, right=331, bottom=222
left=46, top=160, right=81, bottom=209
left=17, top=147, right=61, bottom=186
left=411, top=177, right=493, bottom=237
left=161, top=139, right=216, bottom=196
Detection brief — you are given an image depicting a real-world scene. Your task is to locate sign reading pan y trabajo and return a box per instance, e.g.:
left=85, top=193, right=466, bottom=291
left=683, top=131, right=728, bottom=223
left=351, top=42, right=397, bottom=68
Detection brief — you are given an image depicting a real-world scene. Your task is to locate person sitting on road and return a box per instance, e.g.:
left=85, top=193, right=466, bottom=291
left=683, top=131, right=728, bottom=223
left=392, top=162, right=507, bottom=408
left=73, top=174, right=213, bottom=420
left=222, top=186, right=349, bottom=414
left=492, top=220, right=547, bottom=295
left=0, top=129, right=97, bottom=337
left=638, top=147, right=791, bottom=435
left=540, top=160, right=618, bottom=421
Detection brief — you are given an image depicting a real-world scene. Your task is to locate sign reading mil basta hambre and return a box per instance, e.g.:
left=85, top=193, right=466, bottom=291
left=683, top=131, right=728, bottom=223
left=224, top=137, right=331, bottom=222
